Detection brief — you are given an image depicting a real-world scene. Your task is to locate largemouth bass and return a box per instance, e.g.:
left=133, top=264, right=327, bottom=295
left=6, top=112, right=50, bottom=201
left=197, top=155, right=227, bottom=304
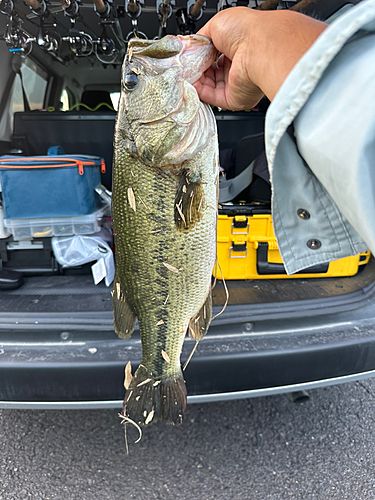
left=112, top=34, right=218, bottom=427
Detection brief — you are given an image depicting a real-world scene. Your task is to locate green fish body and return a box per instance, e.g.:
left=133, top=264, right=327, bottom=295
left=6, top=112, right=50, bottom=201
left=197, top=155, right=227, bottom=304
left=112, top=35, right=218, bottom=426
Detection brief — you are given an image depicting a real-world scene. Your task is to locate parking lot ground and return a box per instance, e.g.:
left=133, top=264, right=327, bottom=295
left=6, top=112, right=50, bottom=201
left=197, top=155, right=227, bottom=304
left=0, top=378, right=374, bottom=500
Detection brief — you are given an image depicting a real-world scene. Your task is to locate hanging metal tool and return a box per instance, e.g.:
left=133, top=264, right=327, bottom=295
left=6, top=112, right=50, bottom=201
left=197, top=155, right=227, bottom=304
left=0, top=0, right=13, bottom=16
left=2, top=14, right=35, bottom=55
left=61, top=0, right=80, bottom=20
left=59, top=0, right=95, bottom=58
left=97, top=25, right=115, bottom=56
left=217, top=0, right=229, bottom=11
left=175, top=8, right=195, bottom=35
left=176, top=0, right=205, bottom=34
left=23, top=0, right=45, bottom=19
left=0, top=0, right=34, bottom=54
left=256, top=0, right=279, bottom=9
left=92, top=0, right=125, bottom=63
left=156, top=0, right=174, bottom=38
left=24, top=0, right=47, bottom=16
left=126, top=0, right=142, bottom=18
left=36, top=23, right=60, bottom=51
left=94, top=0, right=115, bottom=60
left=60, top=0, right=90, bottom=58
left=125, top=0, right=146, bottom=40
left=217, top=0, right=252, bottom=10
left=23, top=0, right=61, bottom=52
left=188, top=0, right=205, bottom=20
left=24, top=0, right=81, bottom=21
left=62, top=30, right=94, bottom=56
left=94, top=0, right=111, bottom=17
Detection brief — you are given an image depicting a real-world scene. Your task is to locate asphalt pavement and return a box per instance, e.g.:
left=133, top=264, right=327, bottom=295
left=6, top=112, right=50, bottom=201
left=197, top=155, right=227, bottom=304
left=0, top=379, right=374, bottom=500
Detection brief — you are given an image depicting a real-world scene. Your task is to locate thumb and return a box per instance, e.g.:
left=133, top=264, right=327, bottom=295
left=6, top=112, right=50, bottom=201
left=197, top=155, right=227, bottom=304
left=197, top=18, right=213, bottom=40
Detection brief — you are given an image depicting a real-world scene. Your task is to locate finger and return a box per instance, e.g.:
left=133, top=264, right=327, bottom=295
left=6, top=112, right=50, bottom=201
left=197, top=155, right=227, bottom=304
left=216, top=53, right=226, bottom=68
left=200, top=74, right=217, bottom=90
left=213, top=57, right=225, bottom=85
left=196, top=61, right=227, bottom=89
left=194, top=57, right=233, bottom=108
left=196, top=17, right=213, bottom=39
left=196, top=82, right=228, bottom=109
left=197, top=11, right=239, bottom=60
left=194, top=71, right=229, bottom=109
left=193, top=75, right=217, bottom=97
left=201, top=67, right=217, bottom=88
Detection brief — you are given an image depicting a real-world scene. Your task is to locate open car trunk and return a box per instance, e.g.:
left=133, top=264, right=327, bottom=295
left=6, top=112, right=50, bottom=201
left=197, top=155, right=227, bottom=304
left=1, top=260, right=374, bottom=318
left=1, top=109, right=374, bottom=324
left=1, top=2, right=375, bottom=410
left=0, top=108, right=374, bottom=322
left=0, top=0, right=372, bottom=328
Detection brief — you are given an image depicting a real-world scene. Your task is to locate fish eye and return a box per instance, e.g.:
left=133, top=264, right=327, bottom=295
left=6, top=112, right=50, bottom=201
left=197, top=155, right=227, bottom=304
left=124, top=71, right=139, bottom=91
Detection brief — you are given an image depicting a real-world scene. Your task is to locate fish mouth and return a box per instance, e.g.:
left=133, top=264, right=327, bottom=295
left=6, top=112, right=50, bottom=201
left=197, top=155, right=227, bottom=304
left=177, top=34, right=217, bottom=84
left=127, top=34, right=217, bottom=85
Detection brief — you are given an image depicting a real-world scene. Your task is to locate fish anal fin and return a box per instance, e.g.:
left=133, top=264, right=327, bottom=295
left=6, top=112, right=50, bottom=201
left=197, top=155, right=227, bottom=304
left=112, top=280, right=136, bottom=339
left=174, top=171, right=205, bottom=231
left=188, top=290, right=212, bottom=340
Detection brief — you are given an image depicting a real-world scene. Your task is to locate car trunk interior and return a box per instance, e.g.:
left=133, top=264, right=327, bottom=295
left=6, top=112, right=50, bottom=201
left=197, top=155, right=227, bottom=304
left=0, top=260, right=374, bottom=316
left=0, top=0, right=373, bottom=321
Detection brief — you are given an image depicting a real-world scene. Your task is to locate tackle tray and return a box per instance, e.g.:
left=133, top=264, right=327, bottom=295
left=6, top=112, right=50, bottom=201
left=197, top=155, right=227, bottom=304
left=4, top=207, right=105, bottom=241
left=214, top=205, right=371, bottom=280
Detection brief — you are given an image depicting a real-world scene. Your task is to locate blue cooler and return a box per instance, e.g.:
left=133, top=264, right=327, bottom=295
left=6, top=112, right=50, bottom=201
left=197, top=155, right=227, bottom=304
left=0, top=155, right=106, bottom=219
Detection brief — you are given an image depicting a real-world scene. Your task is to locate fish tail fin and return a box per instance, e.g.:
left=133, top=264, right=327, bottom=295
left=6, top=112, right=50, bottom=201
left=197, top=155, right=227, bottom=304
left=122, top=365, right=187, bottom=426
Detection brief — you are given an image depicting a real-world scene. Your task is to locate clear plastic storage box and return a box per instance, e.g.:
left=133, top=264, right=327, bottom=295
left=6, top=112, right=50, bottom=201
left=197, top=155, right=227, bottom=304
left=4, top=207, right=105, bottom=241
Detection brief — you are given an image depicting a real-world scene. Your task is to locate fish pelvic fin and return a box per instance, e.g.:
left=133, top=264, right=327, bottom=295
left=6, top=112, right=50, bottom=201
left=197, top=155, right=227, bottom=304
left=112, top=280, right=136, bottom=339
left=122, top=364, right=187, bottom=427
left=188, top=290, right=212, bottom=340
left=174, top=171, right=205, bottom=231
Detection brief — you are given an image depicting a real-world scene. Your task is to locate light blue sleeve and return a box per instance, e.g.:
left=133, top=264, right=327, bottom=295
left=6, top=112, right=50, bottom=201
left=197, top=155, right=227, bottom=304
left=294, top=33, right=375, bottom=258
left=265, top=0, right=375, bottom=274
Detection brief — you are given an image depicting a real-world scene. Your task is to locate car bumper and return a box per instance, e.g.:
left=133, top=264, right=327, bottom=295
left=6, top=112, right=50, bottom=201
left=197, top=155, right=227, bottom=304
left=1, top=287, right=375, bottom=409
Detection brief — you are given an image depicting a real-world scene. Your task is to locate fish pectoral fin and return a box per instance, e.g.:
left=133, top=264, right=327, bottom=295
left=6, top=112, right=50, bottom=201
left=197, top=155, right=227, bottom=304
left=112, top=281, right=136, bottom=339
left=174, top=170, right=205, bottom=231
left=188, top=290, right=212, bottom=340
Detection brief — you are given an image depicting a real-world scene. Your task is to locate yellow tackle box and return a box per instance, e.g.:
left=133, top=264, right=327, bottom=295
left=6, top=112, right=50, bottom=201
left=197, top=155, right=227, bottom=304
left=213, top=206, right=370, bottom=280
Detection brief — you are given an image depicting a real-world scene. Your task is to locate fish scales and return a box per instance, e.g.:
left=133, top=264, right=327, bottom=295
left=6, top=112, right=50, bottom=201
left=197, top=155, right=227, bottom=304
left=113, top=35, right=218, bottom=427
left=114, top=150, right=216, bottom=369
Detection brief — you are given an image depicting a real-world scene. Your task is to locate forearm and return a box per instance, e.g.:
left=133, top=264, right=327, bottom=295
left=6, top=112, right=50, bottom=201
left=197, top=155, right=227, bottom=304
left=245, top=9, right=327, bottom=100
left=264, top=0, right=375, bottom=274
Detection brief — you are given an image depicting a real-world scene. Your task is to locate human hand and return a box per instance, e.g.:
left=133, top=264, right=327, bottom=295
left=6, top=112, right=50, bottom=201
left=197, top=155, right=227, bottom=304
left=194, top=7, right=326, bottom=111
left=194, top=8, right=264, bottom=111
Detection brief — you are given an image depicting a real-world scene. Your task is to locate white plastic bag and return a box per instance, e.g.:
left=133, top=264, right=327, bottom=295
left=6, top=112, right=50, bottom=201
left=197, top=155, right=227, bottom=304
left=52, top=234, right=114, bottom=286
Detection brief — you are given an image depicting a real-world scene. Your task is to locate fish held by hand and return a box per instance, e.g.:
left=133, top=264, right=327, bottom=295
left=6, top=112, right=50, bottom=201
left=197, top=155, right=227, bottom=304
left=112, top=34, right=219, bottom=427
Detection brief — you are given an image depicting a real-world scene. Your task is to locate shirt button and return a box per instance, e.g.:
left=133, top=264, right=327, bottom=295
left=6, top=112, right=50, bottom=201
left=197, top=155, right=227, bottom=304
left=297, top=208, right=311, bottom=220
left=307, top=239, right=322, bottom=250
